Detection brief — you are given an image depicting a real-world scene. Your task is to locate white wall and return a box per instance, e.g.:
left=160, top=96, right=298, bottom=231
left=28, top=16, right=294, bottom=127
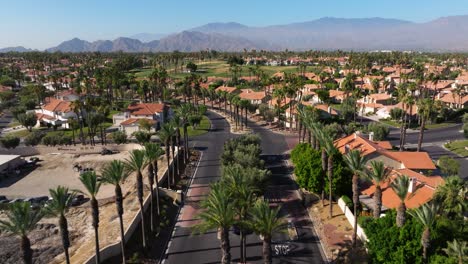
left=337, top=198, right=368, bottom=242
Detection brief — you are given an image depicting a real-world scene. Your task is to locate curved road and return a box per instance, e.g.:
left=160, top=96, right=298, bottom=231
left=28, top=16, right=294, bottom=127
left=163, top=110, right=325, bottom=263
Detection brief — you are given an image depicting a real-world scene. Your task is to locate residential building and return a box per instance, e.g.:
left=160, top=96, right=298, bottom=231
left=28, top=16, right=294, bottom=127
left=35, top=97, right=77, bottom=129
left=113, top=102, right=172, bottom=134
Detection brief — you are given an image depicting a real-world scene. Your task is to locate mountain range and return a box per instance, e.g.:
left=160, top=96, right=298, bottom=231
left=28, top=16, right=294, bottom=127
left=3, top=16, right=468, bottom=52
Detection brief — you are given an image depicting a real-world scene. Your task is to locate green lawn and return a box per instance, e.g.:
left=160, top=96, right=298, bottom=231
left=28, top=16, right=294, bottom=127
left=379, top=119, right=457, bottom=130
left=129, top=60, right=316, bottom=81
left=445, top=140, right=468, bottom=157
left=181, top=115, right=210, bottom=137
left=7, top=121, right=20, bottom=128
left=379, top=119, right=400, bottom=128
left=7, top=122, right=113, bottom=139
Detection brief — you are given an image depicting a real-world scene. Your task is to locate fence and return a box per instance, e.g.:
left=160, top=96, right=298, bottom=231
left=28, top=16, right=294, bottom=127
left=337, top=198, right=368, bottom=242
left=82, top=149, right=180, bottom=264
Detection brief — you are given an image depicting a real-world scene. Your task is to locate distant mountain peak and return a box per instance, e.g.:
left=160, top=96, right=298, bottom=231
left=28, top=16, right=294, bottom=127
left=22, top=15, right=468, bottom=52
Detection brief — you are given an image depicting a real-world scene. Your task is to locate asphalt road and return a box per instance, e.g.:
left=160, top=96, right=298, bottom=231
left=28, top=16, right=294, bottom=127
left=163, top=110, right=326, bottom=263
left=386, top=124, right=468, bottom=179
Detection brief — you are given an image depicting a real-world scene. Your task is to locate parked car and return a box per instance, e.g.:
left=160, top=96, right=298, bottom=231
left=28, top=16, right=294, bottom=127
left=9, top=198, right=24, bottom=204
left=27, top=196, right=49, bottom=209
left=100, top=148, right=119, bottom=155
left=71, top=194, right=86, bottom=206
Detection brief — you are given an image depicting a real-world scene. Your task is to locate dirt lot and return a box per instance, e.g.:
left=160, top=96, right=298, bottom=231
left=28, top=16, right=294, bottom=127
left=0, top=151, right=131, bottom=199
left=0, top=150, right=174, bottom=264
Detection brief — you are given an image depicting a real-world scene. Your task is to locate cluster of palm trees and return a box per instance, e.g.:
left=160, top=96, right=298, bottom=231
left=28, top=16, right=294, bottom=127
left=195, top=135, right=286, bottom=264
left=342, top=149, right=467, bottom=262
left=0, top=142, right=177, bottom=264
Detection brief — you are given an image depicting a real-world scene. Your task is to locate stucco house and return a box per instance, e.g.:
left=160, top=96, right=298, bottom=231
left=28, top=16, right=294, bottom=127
left=113, top=103, right=172, bottom=134
left=35, top=97, right=77, bottom=129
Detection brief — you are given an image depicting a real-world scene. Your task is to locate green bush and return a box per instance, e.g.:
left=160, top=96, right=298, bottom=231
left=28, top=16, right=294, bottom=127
left=341, top=195, right=353, bottom=208
left=112, top=131, right=127, bottom=145
left=362, top=210, right=467, bottom=264
left=366, top=122, right=390, bottom=140
left=133, top=131, right=151, bottom=145
left=24, top=131, right=45, bottom=146
left=291, top=143, right=352, bottom=197
left=0, top=136, right=20, bottom=149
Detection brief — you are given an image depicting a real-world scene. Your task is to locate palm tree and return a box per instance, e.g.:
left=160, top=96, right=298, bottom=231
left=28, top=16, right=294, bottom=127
left=390, top=175, right=422, bottom=227
left=144, top=143, right=165, bottom=233
left=365, top=161, right=392, bottom=218
left=417, top=98, right=433, bottom=152
left=176, top=104, right=192, bottom=163
left=159, top=123, right=175, bottom=188
left=316, top=128, right=338, bottom=218
left=172, top=115, right=183, bottom=174
left=193, top=182, right=235, bottom=264
left=434, top=176, right=467, bottom=219
left=222, top=165, right=258, bottom=263
left=249, top=200, right=287, bottom=264
left=344, top=150, right=367, bottom=247
left=443, top=239, right=467, bottom=264
left=70, top=100, right=85, bottom=145
left=125, top=149, right=149, bottom=249
left=101, top=160, right=131, bottom=264
left=79, top=172, right=102, bottom=264
left=409, top=202, right=439, bottom=261
left=45, top=186, right=76, bottom=264
left=0, top=202, right=44, bottom=264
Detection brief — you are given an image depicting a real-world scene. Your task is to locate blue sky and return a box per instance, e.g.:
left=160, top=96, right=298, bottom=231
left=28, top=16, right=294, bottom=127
left=2, top=0, right=468, bottom=49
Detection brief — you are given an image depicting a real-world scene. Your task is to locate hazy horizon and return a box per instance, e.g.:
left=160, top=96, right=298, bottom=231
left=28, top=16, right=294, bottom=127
left=2, top=0, right=468, bottom=50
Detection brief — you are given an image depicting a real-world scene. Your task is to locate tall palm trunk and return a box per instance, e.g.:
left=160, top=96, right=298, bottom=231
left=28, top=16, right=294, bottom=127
left=136, top=171, right=146, bottom=249
left=153, top=160, right=161, bottom=216
left=417, top=116, right=426, bottom=152
left=298, top=121, right=302, bottom=143
left=115, top=185, right=126, bottom=264
left=263, top=235, right=272, bottom=264
left=321, top=149, right=327, bottom=207
left=91, top=197, right=100, bottom=264
left=352, top=174, right=359, bottom=247
left=422, top=228, right=430, bottom=261
left=220, top=227, right=231, bottom=264
left=59, top=214, right=71, bottom=264
left=396, top=202, right=406, bottom=227
left=148, top=163, right=156, bottom=233
left=183, top=125, right=189, bottom=163
left=374, top=186, right=382, bottom=218
left=328, top=155, right=333, bottom=219
left=165, top=145, right=171, bottom=188
left=21, top=235, right=33, bottom=264
left=171, top=140, right=176, bottom=185
left=399, top=105, right=407, bottom=151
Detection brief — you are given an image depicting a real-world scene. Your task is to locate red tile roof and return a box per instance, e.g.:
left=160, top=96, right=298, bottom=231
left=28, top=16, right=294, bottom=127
left=383, top=151, right=436, bottom=170
left=120, top=118, right=156, bottom=126
left=361, top=169, right=443, bottom=209
left=42, top=98, right=72, bottom=113
left=335, top=133, right=436, bottom=170
left=127, top=103, right=165, bottom=116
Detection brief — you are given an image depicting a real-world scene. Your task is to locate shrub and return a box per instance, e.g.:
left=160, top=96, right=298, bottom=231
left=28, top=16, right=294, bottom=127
left=291, top=143, right=352, bottom=197
left=133, top=131, right=151, bottom=145
left=437, top=156, right=460, bottom=176
left=366, top=122, right=389, bottom=140
left=112, top=131, right=127, bottom=145
left=24, top=131, right=45, bottom=146
left=0, top=136, right=20, bottom=149
left=341, top=195, right=353, bottom=208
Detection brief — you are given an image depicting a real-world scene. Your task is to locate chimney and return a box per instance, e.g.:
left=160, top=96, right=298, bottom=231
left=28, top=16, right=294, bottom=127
left=328, top=106, right=332, bottom=114
left=408, top=177, right=417, bottom=193
left=437, top=93, right=441, bottom=100
left=345, top=144, right=351, bottom=154
left=369, top=132, right=374, bottom=141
